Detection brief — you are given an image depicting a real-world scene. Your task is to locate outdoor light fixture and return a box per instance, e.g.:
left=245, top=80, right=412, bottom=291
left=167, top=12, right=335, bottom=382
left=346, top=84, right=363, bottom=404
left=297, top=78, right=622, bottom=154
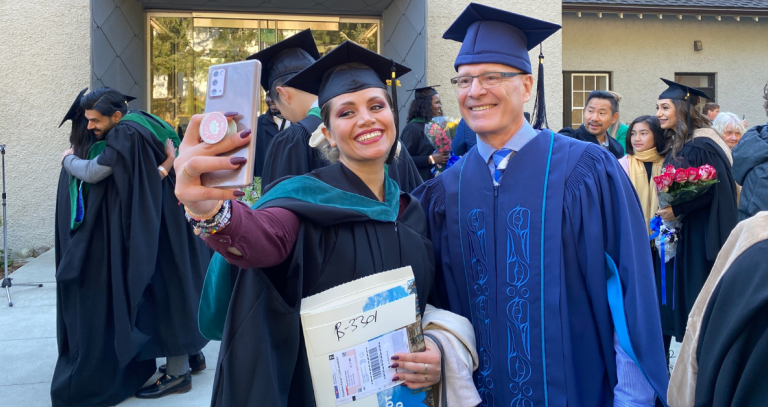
left=694, top=40, right=703, bottom=51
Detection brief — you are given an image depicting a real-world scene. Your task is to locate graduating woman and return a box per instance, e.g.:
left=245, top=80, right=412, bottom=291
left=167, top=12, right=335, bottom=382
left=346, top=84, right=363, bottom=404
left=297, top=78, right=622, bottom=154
left=654, top=79, right=739, bottom=362
left=618, top=115, right=666, bottom=232
left=174, top=42, right=477, bottom=406
left=400, top=86, right=449, bottom=181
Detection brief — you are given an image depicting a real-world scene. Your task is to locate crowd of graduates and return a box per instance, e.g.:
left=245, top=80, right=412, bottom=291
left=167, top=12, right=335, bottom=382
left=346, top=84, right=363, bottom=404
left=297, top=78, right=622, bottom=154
left=53, top=2, right=768, bottom=406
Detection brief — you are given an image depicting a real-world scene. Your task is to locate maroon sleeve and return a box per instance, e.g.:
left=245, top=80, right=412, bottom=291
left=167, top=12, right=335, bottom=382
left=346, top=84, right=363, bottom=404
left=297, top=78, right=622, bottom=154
left=201, top=200, right=300, bottom=269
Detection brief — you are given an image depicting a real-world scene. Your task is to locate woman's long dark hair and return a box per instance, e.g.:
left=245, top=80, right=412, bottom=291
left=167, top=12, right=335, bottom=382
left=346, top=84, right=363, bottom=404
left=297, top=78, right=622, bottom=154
left=70, top=113, right=96, bottom=159
left=661, top=99, right=712, bottom=159
left=406, top=88, right=437, bottom=123
left=626, top=115, right=664, bottom=155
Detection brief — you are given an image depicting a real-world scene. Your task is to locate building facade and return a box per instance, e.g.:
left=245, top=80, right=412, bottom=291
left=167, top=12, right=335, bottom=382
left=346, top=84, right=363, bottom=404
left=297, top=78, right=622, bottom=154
left=1, top=0, right=766, bottom=252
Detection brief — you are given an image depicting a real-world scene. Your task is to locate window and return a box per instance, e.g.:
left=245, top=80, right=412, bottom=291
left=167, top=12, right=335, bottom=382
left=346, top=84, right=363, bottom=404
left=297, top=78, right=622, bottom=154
left=148, top=13, right=380, bottom=130
left=674, top=73, right=716, bottom=109
left=562, top=72, right=611, bottom=128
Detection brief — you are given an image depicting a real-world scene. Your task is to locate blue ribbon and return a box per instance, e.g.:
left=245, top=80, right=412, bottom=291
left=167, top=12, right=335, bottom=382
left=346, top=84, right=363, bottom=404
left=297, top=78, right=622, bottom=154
left=649, top=215, right=672, bottom=307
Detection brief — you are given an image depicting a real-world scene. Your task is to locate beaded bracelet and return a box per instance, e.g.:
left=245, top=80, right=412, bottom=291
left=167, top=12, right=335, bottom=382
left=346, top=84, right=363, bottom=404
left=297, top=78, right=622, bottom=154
left=186, top=200, right=232, bottom=237
left=185, top=200, right=223, bottom=221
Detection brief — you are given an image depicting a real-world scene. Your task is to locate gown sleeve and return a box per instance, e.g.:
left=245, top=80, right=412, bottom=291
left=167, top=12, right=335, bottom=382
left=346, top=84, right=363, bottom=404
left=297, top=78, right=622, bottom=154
left=412, top=176, right=450, bottom=309
left=63, top=155, right=113, bottom=183
left=451, top=121, right=468, bottom=156
left=401, top=124, right=433, bottom=170
left=562, top=144, right=669, bottom=404
left=200, top=200, right=300, bottom=269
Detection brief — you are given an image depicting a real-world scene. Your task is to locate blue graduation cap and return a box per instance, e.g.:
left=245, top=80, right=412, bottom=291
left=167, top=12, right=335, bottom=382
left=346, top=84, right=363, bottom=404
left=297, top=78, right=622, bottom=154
left=443, top=2, right=561, bottom=73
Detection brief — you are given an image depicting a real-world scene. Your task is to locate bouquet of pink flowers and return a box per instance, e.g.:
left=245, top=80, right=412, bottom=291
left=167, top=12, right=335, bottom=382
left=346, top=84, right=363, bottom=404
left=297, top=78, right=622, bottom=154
left=653, top=164, right=718, bottom=208
left=427, top=123, right=453, bottom=173
left=650, top=164, right=719, bottom=264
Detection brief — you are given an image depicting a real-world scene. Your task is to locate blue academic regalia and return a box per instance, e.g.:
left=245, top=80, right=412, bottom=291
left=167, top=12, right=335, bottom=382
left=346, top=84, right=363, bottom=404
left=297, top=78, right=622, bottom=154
left=414, top=130, right=669, bottom=406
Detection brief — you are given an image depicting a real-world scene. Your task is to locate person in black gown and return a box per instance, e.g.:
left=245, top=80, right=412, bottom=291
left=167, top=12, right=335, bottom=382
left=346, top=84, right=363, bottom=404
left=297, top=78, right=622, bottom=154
left=254, top=92, right=288, bottom=178
left=668, top=211, right=768, bottom=406
left=174, top=41, right=444, bottom=406
left=654, top=78, right=739, bottom=363
left=53, top=88, right=210, bottom=405
left=401, top=86, right=449, bottom=181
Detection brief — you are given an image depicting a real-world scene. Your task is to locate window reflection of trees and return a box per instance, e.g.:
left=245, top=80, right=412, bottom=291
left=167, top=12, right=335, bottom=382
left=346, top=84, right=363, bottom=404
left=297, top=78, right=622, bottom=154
left=151, top=17, right=378, bottom=130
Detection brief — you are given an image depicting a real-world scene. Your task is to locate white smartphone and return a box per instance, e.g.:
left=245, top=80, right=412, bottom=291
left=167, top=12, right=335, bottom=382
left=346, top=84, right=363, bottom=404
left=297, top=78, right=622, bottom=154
left=200, top=59, right=262, bottom=188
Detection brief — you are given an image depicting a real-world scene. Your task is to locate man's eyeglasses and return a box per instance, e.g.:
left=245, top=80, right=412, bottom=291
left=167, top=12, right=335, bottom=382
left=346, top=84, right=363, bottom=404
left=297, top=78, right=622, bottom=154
left=450, top=72, right=524, bottom=91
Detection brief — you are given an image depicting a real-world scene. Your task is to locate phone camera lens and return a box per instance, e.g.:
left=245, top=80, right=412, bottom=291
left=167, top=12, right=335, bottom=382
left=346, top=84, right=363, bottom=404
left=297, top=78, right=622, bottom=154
left=213, top=71, right=218, bottom=77
left=213, top=80, right=218, bottom=86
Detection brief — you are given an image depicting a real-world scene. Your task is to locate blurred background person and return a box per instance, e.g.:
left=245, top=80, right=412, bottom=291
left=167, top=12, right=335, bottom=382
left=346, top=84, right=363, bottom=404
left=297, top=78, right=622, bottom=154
left=450, top=118, right=477, bottom=156
left=703, top=102, right=720, bottom=121
left=732, top=82, right=768, bottom=220
left=401, top=85, right=448, bottom=181
left=618, top=115, right=666, bottom=232
left=254, top=92, right=289, bottom=178
left=607, top=90, right=629, bottom=155
left=712, top=112, right=747, bottom=150
left=559, top=90, right=624, bottom=158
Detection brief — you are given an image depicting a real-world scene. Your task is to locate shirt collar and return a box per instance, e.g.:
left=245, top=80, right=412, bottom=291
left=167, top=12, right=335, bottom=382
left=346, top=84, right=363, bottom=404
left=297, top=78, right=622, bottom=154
left=476, top=120, right=538, bottom=163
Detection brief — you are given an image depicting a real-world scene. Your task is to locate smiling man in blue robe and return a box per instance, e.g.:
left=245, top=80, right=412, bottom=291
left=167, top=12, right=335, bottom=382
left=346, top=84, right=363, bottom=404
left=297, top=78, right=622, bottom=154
left=413, top=3, right=669, bottom=406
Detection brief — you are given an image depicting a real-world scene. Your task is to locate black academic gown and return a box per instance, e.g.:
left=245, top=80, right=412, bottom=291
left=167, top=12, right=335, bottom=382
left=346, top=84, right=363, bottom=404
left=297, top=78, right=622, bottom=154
left=400, top=120, right=435, bottom=181
left=261, top=114, right=328, bottom=186
left=558, top=124, right=624, bottom=159
left=209, top=163, right=435, bottom=407
left=694, top=239, right=768, bottom=406
left=655, top=136, right=739, bottom=340
left=260, top=113, right=422, bottom=193
left=52, top=113, right=210, bottom=407
left=254, top=111, right=281, bottom=178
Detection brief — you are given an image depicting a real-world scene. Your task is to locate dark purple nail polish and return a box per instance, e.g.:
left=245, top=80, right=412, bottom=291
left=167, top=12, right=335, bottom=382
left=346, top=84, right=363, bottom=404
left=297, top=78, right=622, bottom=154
left=391, top=355, right=399, bottom=360
left=240, top=129, right=252, bottom=138
left=390, top=363, right=399, bottom=368
left=233, top=191, right=245, bottom=197
left=230, top=157, right=247, bottom=165
left=400, top=383, right=408, bottom=387
left=224, top=111, right=238, bottom=117
left=391, top=376, right=399, bottom=382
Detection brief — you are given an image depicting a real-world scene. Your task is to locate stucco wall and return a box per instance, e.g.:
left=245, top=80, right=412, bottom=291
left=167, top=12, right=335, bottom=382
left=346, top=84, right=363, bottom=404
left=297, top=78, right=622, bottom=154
left=426, top=0, right=564, bottom=130
left=563, top=14, right=768, bottom=129
left=0, top=1, right=90, bottom=253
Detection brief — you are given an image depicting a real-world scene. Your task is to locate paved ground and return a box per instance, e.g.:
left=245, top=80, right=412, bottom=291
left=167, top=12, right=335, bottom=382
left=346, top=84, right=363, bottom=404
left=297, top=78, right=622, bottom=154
left=0, top=250, right=220, bottom=407
left=0, top=251, right=682, bottom=406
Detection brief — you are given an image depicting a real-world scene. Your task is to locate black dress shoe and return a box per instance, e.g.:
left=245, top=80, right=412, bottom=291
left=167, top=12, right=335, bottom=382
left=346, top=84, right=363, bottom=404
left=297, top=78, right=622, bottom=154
left=135, top=372, right=192, bottom=399
left=158, top=351, right=207, bottom=374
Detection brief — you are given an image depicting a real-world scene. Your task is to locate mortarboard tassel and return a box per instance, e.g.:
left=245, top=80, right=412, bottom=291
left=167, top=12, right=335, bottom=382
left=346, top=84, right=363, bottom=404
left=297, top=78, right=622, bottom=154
left=531, top=45, right=548, bottom=130
left=386, top=64, right=399, bottom=164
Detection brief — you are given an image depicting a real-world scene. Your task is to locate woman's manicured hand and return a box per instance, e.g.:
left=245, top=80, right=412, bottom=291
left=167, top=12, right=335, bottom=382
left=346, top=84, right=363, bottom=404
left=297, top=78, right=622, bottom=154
left=390, top=338, right=442, bottom=389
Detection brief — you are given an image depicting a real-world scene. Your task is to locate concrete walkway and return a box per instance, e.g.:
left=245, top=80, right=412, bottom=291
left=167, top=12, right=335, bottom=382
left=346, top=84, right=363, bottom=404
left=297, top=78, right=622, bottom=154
left=1, top=251, right=683, bottom=406
left=0, top=250, right=220, bottom=407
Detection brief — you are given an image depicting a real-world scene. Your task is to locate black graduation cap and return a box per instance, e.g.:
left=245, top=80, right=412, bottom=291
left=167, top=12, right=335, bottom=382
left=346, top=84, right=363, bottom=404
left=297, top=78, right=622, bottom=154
left=442, top=2, right=561, bottom=73
left=284, top=41, right=411, bottom=163
left=658, top=78, right=711, bottom=102
left=246, top=29, right=321, bottom=92
left=124, top=94, right=137, bottom=102
left=407, top=85, right=440, bottom=99
left=59, top=87, right=88, bottom=128
left=283, top=41, right=410, bottom=108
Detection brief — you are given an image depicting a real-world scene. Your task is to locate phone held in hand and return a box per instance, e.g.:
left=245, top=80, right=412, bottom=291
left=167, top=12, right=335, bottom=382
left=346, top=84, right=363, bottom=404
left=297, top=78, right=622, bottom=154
left=201, top=60, right=262, bottom=188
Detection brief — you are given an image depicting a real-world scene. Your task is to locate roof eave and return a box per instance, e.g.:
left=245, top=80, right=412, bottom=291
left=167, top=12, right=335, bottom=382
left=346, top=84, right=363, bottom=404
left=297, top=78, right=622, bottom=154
left=562, top=3, right=768, bottom=17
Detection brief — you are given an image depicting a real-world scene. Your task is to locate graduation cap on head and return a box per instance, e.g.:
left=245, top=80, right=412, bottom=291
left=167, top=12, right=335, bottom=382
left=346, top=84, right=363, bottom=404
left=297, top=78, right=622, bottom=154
left=658, top=78, right=710, bottom=103
left=659, top=78, right=712, bottom=135
left=246, top=29, right=321, bottom=92
left=124, top=94, right=137, bottom=102
left=284, top=41, right=411, bottom=163
left=443, top=3, right=561, bottom=129
left=59, top=87, right=88, bottom=128
left=407, top=85, right=440, bottom=98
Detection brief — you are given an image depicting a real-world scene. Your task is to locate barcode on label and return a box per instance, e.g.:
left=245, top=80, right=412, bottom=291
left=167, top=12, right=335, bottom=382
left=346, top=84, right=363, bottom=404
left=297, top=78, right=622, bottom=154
left=368, top=344, right=382, bottom=381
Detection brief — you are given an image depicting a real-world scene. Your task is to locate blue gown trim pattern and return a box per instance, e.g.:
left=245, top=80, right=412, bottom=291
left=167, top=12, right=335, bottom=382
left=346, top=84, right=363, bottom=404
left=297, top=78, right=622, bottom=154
left=467, top=208, right=494, bottom=405
left=540, top=131, right=555, bottom=407
left=506, top=207, right=533, bottom=404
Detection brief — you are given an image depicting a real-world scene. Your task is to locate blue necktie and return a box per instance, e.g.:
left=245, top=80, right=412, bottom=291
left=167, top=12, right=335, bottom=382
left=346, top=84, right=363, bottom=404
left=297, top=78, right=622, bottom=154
left=492, top=148, right=512, bottom=183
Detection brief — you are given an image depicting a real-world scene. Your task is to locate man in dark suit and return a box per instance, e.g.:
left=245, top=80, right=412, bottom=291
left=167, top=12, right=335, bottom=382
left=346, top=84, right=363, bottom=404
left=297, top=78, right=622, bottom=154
left=254, top=92, right=289, bottom=177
